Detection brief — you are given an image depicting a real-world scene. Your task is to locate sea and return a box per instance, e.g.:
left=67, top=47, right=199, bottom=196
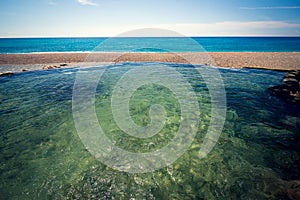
left=0, top=37, right=300, bottom=199
left=0, top=37, right=300, bottom=53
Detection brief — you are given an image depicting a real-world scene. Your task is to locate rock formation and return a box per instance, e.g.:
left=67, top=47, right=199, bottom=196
left=42, top=65, right=61, bottom=70
left=0, top=71, right=14, bottom=76
left=268, top=70, right=300, bottom=104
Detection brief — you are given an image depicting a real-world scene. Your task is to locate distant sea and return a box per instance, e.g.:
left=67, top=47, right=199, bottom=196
left=0, top=37, right=300, bottom=53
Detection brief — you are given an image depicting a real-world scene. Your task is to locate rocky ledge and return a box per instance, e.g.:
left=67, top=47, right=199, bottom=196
left=42, top=64, right=62, bottom=70
left=0, top=63, right=68, bottom=77
left=268, top=70, right=300, bottom=104
left=0, top=71, right=14, bottom=77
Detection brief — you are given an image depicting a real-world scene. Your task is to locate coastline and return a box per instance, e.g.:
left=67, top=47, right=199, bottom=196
left=0, top=52, right=300, bottom=73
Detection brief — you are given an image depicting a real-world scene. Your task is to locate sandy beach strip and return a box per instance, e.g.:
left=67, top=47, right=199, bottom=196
left=0, top=52, right=300, bottom=73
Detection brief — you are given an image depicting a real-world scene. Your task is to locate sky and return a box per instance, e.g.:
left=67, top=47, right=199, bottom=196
left=0, top=0, right=300, bottom=37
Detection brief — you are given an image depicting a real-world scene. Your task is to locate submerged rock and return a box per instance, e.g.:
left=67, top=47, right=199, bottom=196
left=272, top=180, right=300, bottom=200
left=268, top=70, right=300, bottom=104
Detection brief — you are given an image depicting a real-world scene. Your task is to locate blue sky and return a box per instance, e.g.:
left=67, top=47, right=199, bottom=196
left=0, top=0, right=300, bottom=37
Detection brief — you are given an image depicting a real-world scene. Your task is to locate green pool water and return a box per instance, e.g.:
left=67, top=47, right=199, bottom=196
left=0, top=63, right=299, bottom=199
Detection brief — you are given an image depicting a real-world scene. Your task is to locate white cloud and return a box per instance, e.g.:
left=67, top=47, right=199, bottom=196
left=48, top=0, right=57, bottom=6
left=77, top=0, right=98, bottom=6
left=240, top=6, right=300, bottom=10
left=97, top=21, right=300, bottom=36
left=55, top=21, right=297, bottom=37
left=4, top=21, right=300, bottom=37
left=214, top=21, right=300, bottom=29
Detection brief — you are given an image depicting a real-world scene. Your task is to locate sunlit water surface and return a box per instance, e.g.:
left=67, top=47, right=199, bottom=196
left=0, top=62, right=299, bottom=199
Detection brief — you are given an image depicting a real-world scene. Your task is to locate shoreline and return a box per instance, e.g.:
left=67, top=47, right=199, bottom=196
left=0, top=52, right=300, bottom=73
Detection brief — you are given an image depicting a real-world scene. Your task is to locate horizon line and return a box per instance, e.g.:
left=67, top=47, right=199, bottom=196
left=1, top=35, right=300, bottom=38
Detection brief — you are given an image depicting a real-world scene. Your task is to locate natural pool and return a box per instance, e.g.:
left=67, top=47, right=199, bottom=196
left=0, top=63, right=299, bottom=199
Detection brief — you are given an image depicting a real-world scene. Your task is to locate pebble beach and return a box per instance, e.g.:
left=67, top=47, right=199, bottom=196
left=1, top=52, right=300, bottom=73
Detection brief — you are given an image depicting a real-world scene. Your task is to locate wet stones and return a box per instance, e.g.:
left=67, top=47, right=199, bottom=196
left=0, top=63, right=68, bottom=77
left=272, top=180, right=300, bottom=200
left=268, top=70, right=300, bottom=104
left=42, top=65, right=61, bottom=70
left=42, top=63, right=67, bottom=70
left=0, top=71, right=14, bottom=76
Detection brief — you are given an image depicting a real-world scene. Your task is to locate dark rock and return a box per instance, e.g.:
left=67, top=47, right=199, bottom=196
left=268, top=70, right=300, bottom=104
left=0, top=71, right=14, bottom=76
left=273, top=180, right=300, bottom=200
left=287, top=180, right=300, bottom=200
left=42, top=65, right=61, bottom=70
left=60, top=63, right=68, bottom=66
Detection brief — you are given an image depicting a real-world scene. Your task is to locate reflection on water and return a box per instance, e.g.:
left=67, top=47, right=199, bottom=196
left=0, top=63, right=299, bottom=199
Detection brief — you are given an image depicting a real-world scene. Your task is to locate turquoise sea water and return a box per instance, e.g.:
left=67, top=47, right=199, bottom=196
left=0, top=37, right=300, bottom=53
left=0, top=63, right=299, bottom=199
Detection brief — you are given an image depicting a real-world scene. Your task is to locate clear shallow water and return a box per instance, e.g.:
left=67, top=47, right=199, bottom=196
left=0, top=37, right=300, bottom=53
left=0, top=63, right=300, bottom=199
